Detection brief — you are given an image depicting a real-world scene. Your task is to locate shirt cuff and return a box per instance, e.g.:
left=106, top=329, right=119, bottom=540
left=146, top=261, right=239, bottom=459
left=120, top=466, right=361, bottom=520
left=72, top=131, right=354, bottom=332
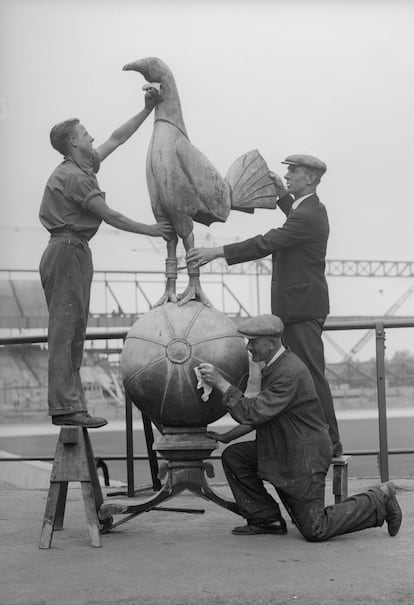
left=82, top=190, right=105, bottom=210
left=222, top=385, right=240, bottom=407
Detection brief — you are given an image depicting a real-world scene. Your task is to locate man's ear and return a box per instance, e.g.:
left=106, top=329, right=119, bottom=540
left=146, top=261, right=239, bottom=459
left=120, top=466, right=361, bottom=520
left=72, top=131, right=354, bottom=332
left=306, top=171, right=318, bottom=185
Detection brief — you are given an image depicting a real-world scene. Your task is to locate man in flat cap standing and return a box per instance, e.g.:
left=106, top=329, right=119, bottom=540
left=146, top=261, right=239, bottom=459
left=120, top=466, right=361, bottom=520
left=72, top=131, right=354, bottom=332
left=39, top=88, right=173, bottom=428
left=187, top=154, right=342, bottom=456
left=197, top=314, right=402, bottom=541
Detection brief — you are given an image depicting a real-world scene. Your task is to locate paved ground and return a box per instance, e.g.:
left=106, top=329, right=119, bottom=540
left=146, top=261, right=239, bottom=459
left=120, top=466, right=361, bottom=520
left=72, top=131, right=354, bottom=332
left=1, top=478, right=413, bottom=605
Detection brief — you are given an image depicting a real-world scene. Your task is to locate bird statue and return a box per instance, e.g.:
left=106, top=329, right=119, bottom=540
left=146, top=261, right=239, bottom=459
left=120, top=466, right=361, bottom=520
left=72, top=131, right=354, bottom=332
left=123, top=57, right=277, bottom=306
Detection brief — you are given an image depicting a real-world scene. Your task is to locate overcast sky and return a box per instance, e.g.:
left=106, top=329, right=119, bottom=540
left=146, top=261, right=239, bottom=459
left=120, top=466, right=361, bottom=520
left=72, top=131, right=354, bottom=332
left=1, top=0, right=413, bottom=359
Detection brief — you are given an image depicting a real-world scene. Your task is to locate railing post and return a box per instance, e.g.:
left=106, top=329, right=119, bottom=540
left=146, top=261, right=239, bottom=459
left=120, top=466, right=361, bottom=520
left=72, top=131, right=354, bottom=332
left=142, top=414, right=161, bottom=491
left=375, top=321, right=389, bottom=482
left=125, top=389, right=135, bottom=497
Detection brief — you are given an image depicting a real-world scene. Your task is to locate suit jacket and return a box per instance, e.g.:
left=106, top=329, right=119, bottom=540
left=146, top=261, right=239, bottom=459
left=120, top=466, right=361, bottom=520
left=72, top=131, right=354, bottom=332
left=223, top=193, right=330, bottom=323
left=223, top=349, right=332, bottom=496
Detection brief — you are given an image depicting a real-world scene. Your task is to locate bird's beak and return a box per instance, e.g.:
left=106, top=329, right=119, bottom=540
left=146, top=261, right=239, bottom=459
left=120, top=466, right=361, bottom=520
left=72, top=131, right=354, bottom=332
left=122, top=59, right=153, bottom=84
left=122, top=60, right=145, bottom=73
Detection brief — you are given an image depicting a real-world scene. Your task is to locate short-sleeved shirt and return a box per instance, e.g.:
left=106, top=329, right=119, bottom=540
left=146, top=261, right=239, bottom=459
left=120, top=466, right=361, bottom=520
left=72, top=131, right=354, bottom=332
left=39, top=158, right=104, bottom=241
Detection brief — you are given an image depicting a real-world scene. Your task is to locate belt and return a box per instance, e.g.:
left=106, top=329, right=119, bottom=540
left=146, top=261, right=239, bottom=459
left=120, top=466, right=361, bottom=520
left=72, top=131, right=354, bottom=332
left=50, top=230, right=89, bottom=248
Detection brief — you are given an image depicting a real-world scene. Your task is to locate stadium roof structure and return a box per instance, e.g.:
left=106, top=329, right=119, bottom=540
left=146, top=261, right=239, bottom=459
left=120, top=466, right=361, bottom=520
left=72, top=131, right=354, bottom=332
left=1, top=227, right=413, bottom=335
left=1, top=279, right=48, bottom=329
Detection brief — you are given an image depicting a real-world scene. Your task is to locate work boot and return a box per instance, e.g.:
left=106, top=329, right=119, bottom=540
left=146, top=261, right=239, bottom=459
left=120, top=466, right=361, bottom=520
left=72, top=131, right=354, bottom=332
left=232, top=517, right=287, bottom=536
left=379, top=481, right=402, bottom=537
left=52, top=412, right=107, bottom=429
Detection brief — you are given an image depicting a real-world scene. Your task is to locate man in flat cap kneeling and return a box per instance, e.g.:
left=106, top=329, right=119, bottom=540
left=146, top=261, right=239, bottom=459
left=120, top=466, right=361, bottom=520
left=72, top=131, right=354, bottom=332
left=197, top=314, right=402, bottom=541
left=187, top=154, right=342, bottom=458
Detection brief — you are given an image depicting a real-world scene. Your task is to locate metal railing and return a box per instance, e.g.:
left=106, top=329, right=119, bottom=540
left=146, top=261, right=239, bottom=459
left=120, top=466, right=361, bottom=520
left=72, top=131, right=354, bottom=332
left=3, top=268, right=413, bottom=332
left=1, top=318, right=414, bottom=485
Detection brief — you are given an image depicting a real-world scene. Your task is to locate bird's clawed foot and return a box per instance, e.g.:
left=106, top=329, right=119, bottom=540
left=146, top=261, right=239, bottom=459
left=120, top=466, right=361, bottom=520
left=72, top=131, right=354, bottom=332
left=152, top=278, right=178, bottom=307
left=153, top=257, right=212, bottom=307
left=177, top=275, right=212, bottom=307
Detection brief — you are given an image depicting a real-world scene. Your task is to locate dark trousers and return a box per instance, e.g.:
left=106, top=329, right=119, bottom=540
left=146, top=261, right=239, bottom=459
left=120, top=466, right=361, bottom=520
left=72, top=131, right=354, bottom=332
left=222, top=441, right=386, bottom=542
left=283, top=318, right=341, bottom=452
left=39, top=237, right=93, bottom=416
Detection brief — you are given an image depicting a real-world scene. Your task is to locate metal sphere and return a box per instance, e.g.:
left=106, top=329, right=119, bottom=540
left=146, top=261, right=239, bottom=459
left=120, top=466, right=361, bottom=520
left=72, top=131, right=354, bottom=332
left=121, top=301, right=249, bottom=427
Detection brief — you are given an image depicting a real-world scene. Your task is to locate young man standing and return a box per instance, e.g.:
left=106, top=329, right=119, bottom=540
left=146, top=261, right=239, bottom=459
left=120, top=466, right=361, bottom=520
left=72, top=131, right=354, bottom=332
left=39, top=89, right=173, bottom=428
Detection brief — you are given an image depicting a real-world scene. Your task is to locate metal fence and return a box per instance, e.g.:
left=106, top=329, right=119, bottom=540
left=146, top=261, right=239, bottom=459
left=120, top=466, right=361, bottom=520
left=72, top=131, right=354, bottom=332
left=1, top=318, right=414, bottom=485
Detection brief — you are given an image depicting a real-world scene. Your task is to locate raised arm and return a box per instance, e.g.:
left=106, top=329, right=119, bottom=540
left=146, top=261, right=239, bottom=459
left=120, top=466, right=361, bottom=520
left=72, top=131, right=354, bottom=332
left=268, top=171, right=292, bottom=216
left=96, top=88, right=160, bottom=162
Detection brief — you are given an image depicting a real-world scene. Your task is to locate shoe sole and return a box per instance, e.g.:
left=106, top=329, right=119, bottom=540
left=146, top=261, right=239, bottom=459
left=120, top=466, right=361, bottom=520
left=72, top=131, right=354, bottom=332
left=52, top=420, right=107, bottom=428
left=387, top=496, right=402, bottom=537
left=232, top=527, right=287, bottom=536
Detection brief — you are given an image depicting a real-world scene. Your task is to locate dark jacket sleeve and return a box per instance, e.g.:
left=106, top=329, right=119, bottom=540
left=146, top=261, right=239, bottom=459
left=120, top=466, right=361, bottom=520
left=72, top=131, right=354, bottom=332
left=276, top=192, right=294, bottom=217
left=224, top=210, right=315, bottom=265
left=222, top=371, right=298, bottom=425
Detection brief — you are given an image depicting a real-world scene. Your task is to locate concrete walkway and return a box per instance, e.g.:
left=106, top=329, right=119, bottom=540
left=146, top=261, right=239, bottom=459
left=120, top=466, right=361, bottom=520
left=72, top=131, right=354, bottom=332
left=1, top=478, right=413, bottom=605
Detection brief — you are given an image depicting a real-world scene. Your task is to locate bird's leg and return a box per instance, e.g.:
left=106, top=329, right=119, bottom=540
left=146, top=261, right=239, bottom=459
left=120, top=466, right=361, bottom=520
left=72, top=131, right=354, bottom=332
left=177, top=233, right=212, bottom=307
left=152, top=236, right=178, bottom=307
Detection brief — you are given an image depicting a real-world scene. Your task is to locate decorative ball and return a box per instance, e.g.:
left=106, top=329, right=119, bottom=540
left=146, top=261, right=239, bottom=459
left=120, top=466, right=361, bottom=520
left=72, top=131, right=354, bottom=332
left=120, top=301, right=249, bottom=427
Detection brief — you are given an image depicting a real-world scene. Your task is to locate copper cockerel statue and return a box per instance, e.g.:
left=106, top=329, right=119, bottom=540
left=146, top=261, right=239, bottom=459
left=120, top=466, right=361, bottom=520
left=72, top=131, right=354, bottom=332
left=123, top=57, right=277, bottom=306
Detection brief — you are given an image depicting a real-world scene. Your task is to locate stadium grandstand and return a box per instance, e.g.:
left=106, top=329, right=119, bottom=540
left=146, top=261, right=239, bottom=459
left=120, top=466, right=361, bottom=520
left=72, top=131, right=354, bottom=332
left=1, top=226, right=413, bottom=422
left=0, top=275, right=128, bottom=421
left=2, top=271, right=414, bottom=423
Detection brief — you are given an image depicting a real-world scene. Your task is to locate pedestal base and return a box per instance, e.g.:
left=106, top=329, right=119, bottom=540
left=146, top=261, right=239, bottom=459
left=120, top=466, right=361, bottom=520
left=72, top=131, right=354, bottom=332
left=99, top=428, right=241, bottom=533
left=154, top=426, right=218, bottom=460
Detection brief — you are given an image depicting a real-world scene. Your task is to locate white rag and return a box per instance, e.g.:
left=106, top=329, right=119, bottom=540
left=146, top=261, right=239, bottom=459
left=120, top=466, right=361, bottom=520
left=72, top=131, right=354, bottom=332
left=194, top=366, right=213, bottom=402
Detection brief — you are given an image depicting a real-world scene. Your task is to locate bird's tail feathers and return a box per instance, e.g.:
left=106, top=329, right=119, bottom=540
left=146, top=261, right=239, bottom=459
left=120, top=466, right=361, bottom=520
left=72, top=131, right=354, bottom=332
left=225, top=150, right=277, bottom=212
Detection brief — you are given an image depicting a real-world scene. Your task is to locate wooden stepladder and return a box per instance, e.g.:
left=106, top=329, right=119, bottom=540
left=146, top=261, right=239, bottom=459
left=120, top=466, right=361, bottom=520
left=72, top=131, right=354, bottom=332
left=39, top=427, right=104, bottom=549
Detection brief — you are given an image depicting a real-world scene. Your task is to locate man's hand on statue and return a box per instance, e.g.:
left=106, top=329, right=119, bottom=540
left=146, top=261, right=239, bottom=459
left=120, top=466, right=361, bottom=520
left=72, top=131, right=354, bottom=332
left=269, top=171, right=287, bottom=197
left=197, top=362, right=230, bottom=393
left=144, top=87, right=161, bottom=110
left=148, top=221, right=175, bottom=240
left=206, top=430, right=231, bottom=444
left=186, top=247, right=217, bottom=267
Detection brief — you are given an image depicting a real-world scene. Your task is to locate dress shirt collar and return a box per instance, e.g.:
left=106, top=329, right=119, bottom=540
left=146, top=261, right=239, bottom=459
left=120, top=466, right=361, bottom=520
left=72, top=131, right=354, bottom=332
left=266, top=345, right=286, bottom=367
left=291, top=193, right=314, bottom=211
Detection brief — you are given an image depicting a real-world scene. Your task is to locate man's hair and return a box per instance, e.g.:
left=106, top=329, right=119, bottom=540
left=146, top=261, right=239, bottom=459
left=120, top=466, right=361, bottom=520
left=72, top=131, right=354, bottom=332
left=49, top=118, right=80, bottom=155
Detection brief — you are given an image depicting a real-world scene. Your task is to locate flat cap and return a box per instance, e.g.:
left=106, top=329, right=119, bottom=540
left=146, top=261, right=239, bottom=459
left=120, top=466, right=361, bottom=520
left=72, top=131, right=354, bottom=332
left=237, top=314, right=284, bottom=339
left=282, top=154, right=327, bottom=175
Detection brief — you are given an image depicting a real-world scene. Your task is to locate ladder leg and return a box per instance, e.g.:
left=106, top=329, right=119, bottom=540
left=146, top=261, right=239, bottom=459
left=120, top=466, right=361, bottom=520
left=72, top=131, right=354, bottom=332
left=82, top=429, right=104, bottom=510
left=81, top=481, right=102, bottom=548
left=39, top=482, right=61, bottom=549
left=54, top=481, right=69, bottom=531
